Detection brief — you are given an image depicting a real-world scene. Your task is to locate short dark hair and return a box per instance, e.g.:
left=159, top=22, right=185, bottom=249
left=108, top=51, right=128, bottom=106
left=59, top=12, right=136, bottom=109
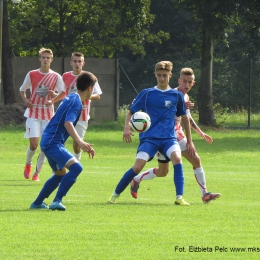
left=71, top=52, right=84, bottom=59
left=76, top=71, right=97, bottom=91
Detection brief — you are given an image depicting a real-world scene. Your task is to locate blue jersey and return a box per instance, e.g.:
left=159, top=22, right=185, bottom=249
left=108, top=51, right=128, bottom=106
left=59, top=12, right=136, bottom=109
left=40, top=93, right=82, bottom=150
left=130, top=87, right=186, bottom=139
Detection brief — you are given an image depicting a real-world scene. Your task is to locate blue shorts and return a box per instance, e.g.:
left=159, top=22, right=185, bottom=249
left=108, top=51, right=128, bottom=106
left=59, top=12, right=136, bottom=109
left=137, top=138, right=179, bottom=163
left=42, top=144, right=74, bottom=171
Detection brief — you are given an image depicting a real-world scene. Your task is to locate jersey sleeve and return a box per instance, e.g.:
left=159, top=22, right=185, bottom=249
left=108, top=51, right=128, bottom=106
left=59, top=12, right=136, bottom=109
left=65, top=98, right=82, bottom=124
left=129, top=89, right=147, bottom=113
left=56, top=74, right=66, bottom=93
left=175, top=91, right=186, bottom=117
left=93, top=81, right=102, bottom=95
left=19, top=72, right=31, bottom=91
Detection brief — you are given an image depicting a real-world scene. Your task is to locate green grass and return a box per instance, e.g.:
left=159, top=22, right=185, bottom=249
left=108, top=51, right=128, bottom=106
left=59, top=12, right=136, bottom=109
left=0, top=125, right=260, bottom=259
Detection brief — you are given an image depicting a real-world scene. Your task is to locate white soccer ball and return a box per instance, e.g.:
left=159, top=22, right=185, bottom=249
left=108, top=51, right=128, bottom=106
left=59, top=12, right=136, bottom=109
left=130, top=111, right=151, bottom=133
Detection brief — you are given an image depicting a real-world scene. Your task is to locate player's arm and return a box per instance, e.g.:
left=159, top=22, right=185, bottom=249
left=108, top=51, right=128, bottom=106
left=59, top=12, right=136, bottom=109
left=181, top=114, right=196, bottom=157
left=90, top=82, right=102, bottom=101
left=20, top=90, right=33, bottom=108
left=45, top=91, right=66, bottom=107
left=123, top=110, right=134, bottom=143
left=64, top=121, right=95, bottom=158
left=189, top=116, right=213, bottom=144
left=19, top=73, right=33, bottom=108
left=90, top=93, right=101, bottom=101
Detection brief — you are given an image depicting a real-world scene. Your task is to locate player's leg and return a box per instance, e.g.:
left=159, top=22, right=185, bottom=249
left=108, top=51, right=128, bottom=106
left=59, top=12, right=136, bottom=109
left=32, top=120, right=49, bottom=181
left=23, top=118, right=41, bottom=179
left=49, top=146, right=83, bottom=211
left=73, top=122, right=87, bottom=161
left=130, top=155, right=169, bottom=198
left=108, top=157, right=147, bottom=203
left=166, top=141, right=189, bottom=206
left=108, top=141, right=158, bottom=203
left=30, top=157, right=66, bottom=209
left=180, top=138, right=220, bottom=203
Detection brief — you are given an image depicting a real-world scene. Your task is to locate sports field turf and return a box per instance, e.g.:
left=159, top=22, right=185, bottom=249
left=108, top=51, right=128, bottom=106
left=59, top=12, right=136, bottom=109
left=0, top=126, right=259, bottom=259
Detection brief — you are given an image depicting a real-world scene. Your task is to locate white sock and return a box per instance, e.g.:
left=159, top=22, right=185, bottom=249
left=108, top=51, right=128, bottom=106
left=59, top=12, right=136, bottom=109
left=34, top=151, right=46, bottom=175
left=176, top=195, right=183, bottom=199
left=26, top=147, right=36, bottom=164
left=73, top=152, right=82, bottom=161
left=134, top=168, right=157, bottom=182
left=193, top=166, right=207, bottom=196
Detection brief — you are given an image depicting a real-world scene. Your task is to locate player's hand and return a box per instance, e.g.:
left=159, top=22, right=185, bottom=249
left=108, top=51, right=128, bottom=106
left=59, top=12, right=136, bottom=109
left=26, top=99, right=33, bottom=108
left=45, top=100, right=53, bottom=107
left=48, top=90, right=57, bottom=98
left=123, top=128, right=134, bottom=143
left=186, top=140, right=196, bottom=157
left=185, top=101, right=194, bottom=110
left=88, top=148, right=95, bottom=159
left=201, top=133, right=213, bottom=144
left=78, top=141, right=95, bottom=158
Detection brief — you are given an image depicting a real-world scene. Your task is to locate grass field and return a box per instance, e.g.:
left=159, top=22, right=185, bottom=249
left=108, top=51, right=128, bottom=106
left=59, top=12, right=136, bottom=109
left=0, top=125, right=260, bottom=259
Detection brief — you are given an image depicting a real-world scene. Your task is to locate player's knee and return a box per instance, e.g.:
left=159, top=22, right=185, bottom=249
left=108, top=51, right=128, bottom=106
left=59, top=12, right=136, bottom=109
left=30, top=143, right=38, bottom=151
left=156, top=169, right=169, bottom=177
left=70, top=162, right=83, bottom=177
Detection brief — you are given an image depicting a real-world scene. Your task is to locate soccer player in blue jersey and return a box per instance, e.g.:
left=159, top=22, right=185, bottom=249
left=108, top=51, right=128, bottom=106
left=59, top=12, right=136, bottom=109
left=30, top=71, right=96, bottom=211
left=108, top=61, right=196, bottom=206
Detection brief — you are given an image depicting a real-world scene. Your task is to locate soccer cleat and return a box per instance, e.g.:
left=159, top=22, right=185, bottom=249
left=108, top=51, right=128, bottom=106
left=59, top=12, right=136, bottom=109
left=30, top=202, right=49, bottom=209
left=175, top=198, right=190, bottom=206
left=49, top=200, right=66, bottom=211
left=24, top=163, right=32, bottom=179
left=202, top=192, right=221, bottom=204
left=108, top=194, right=120, bottom=204
left=32, top=173, right=40, bottom=181
left=130, top=179, right=140, bottom=199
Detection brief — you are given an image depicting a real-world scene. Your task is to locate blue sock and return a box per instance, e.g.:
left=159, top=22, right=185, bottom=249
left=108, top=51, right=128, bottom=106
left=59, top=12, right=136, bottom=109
left=115, top=168, right=136, bottom=194
left=54, top=163, right=83, bottom=202
left=173, top=164, right=184, bottom=196
left=34, top=175, right=64, bottom=205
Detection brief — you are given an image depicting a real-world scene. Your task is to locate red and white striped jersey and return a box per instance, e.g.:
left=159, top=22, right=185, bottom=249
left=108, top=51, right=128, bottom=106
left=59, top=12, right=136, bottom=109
left=62, top=71, right=102, bottom=122
left=20, top=69, right=65, bottom=120
left=175, top=92, right=191, bottom=141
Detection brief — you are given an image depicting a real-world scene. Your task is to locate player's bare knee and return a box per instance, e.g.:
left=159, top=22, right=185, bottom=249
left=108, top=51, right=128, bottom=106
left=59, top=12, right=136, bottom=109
left=30, top=144, right=38, bottom=151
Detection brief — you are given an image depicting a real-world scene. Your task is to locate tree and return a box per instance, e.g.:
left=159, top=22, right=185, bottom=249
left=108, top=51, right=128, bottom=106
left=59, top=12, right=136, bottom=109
left=8, top=0, right=168, bottom=57
left=2, top=0, right=17, bottom=104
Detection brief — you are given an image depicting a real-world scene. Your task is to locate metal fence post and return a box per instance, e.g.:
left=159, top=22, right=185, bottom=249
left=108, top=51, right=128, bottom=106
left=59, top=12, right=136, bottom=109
left=248, top=59, right=252, bottom=128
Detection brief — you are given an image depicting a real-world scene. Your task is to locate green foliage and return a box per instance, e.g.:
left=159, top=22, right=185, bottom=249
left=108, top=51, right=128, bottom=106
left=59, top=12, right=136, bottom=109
left=8, top=0, right=169, bottom=57
left=1, top=128, right=260, bottom=259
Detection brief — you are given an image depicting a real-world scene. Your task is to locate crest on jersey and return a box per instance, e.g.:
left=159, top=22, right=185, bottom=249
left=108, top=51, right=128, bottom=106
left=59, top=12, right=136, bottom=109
left=36, top=85, right=48, bottom=97
left=69, top=85, right=77, bottom=93
left=165, top=100, right=172, bottom=108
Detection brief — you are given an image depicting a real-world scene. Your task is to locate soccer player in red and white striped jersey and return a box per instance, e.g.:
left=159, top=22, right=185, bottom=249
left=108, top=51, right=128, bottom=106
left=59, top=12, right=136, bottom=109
left=20, top=48, right=66, bottom=181
left=62, top=52, right=102, bottom=161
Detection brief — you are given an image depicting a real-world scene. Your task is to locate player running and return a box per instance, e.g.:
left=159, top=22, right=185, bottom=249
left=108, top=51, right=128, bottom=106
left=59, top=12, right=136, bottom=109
left=30, top=71, right=96, bottom=211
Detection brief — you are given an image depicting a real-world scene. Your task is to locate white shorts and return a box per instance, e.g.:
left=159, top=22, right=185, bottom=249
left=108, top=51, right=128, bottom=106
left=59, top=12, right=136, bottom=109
left=75, top=121, right=88, bottom=139
left=178, top=137, right=188, bottom=152
left=24, top=118, right=49, bottom=138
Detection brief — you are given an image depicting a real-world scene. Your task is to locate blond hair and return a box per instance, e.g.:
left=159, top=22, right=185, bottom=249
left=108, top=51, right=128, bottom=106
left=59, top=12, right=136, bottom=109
left=155, top=61, right=173, bottom=72
left=39, top=48, right=53, bottom=58
left=180, top=68, right=195, bottom=79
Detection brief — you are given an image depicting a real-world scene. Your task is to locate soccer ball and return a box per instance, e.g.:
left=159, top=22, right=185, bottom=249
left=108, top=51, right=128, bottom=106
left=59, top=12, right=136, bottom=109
left=130, top=112, right=151, bottom=132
